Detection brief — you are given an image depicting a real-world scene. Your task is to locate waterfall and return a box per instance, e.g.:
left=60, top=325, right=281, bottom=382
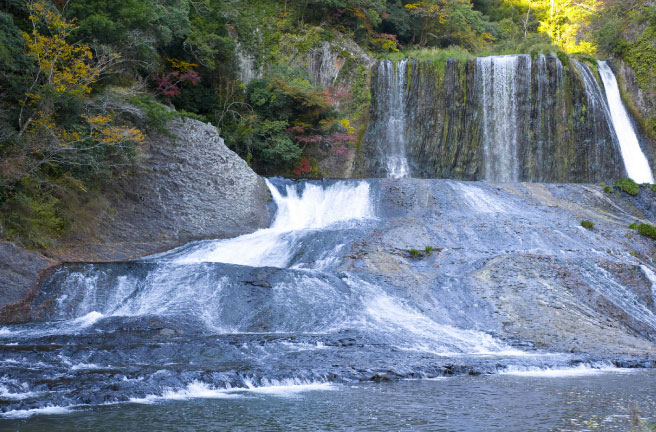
left=172, top=179, right=374, bottom=267
left=477, top=55, right=530, bottom=182
left=376, top=59, right=410, bottom=178
left=598, top=61, right=654, bottom=184
left=576, top=61, right=611, bottom=115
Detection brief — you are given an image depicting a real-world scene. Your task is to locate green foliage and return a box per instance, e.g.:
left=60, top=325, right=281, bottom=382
left=629, top=223, right=639, bottom=230
left=404, top=0, right=497, bottom=50
left=67, top=0, right=191, bottom=61
left=580, top=220, right=594, bottom=229
left=129, top=95, right=177, bottom=133
left=383, top=45, right=473, bottom=63
left=424, top=245, right=434, bottom=253
left=350, top=65, right=371, bottom=120
left=604, top=185, right=613, bottom=194
left=615, top=178, right=640, bottom=196
left=1, top=181, right=63, bottom=249
left=408, top=248, right=420, bottom=257
left=637, top=223, right=656, bottom=241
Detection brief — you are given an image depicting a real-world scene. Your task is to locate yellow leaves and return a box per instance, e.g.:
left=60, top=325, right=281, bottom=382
left=82, top=114, right=112, bottom=125
left=24, top=0, right=110, bottom=101
left=339, top=119, right=356, bottom=135
left=405, top=2, right=425, bottom=10
left=81, top=114, right=145, bottom=146
left=167, top=58, right=197, bottom=72
left=21, top=1, right=143, bottom=155
left=349, top=7, right=367, bottom=20
left=532, top=0, right=600, bottom=53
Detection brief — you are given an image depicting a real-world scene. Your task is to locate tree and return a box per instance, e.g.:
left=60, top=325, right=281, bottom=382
left=528, top=0, right=599, bottom=53
left=18, top=0, right=144, bottom=173
left=405, top=0, right=496, bottom=49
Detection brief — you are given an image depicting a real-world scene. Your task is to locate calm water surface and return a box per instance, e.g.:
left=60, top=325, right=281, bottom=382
left=3, top=370, right=655, bottom=431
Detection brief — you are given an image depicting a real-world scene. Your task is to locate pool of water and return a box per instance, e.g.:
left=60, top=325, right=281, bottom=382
left=4, top=370, right=655, bottom=431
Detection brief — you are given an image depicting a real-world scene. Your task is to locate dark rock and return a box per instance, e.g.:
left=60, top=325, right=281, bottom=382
left=0, top=242, right=58, bottom=323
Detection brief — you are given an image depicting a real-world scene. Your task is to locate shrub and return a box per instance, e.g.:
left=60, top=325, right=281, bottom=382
left=637, top=224, right=656, bottom=240
left=408, top=248, right=420, bottom=257
left=424, top=245, right=434, bottom=253
left=629, top=223, right=639, bottom=229
left=603, top=186, right=613, bottom=194
left=580, top=220, right=594, bottom=229
left=615, top=178, right=640, bottom=196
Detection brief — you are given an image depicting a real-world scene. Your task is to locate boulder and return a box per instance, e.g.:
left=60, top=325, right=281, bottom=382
left=49, top=117, right=272, bottom=262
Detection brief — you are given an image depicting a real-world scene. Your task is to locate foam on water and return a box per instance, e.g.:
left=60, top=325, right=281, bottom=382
left=0, top=384, right=39, bottom=400
left=129, top=378, right=335, bottom=405
left=1, top=406, right=72, bottom=419
left=129, top=381, right=243, bottom=404
left=500, top=363, right=632, bottom=378
left=0, top=311, right=106, bottom=339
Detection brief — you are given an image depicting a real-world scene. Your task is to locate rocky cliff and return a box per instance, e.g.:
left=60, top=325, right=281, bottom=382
left=0, top=117, right=271, bottom=322
left=358, top=55, right=647, bottom=182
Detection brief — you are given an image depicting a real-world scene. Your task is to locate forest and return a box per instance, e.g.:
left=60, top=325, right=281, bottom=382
left=0, top=0, right=654, bottom=248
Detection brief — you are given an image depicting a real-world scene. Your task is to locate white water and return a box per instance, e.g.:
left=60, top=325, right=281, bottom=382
left=174, top=180, right=374, bottom=267
left=129, top=378, right=336, bottom=405
left=345, top=276, right=522, bottom=356
left=598, top=61, right=654, bottom=184
left=378, top=59, right=410, bottom=178
left=1, top=406, right=73, bottom=419
left=641, top=265, right=656, bottom=303
left=478, top=55, right=530, bottom=182
left=500, top=363, right=631, bottom=378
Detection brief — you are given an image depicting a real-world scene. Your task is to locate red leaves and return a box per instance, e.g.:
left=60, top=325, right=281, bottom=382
left=154, top=70, right=201, bottom=97
left=293, top=157, right=312, bottom=176
left=325, top=132, right=356, bottom=157
left=324, top=85, right=352, bottom=106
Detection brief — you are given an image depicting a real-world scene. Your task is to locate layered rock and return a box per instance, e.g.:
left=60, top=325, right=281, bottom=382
left=358, top=55, right=635, bottom=182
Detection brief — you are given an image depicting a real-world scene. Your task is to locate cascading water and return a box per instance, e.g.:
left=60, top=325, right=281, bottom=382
left=477, top=55, right=531, bottom=182
left=376, top=59, right=410, bottom=178
left=170, top=179, right=374, bottom=267
left=3, top=177, right=656, bottom=426
left=1, top=178, right=554, bottom=420
left=598, top=60, right=654, bottom=184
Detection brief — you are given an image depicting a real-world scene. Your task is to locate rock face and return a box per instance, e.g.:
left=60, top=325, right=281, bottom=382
left=16, top=178, right=656, bottom=355
left=0, top=242, right=57, bottom=323
left=51, top=118, right=272, bottom=262
left=0, top=117, right=272, bottom=322
left=349, top=179, right=656, bottom=355
left=358, top=55, right=632, bottom=182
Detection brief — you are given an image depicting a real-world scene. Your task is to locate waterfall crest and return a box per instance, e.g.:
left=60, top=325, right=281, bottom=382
left=598, top=61, right=654, bottom=184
